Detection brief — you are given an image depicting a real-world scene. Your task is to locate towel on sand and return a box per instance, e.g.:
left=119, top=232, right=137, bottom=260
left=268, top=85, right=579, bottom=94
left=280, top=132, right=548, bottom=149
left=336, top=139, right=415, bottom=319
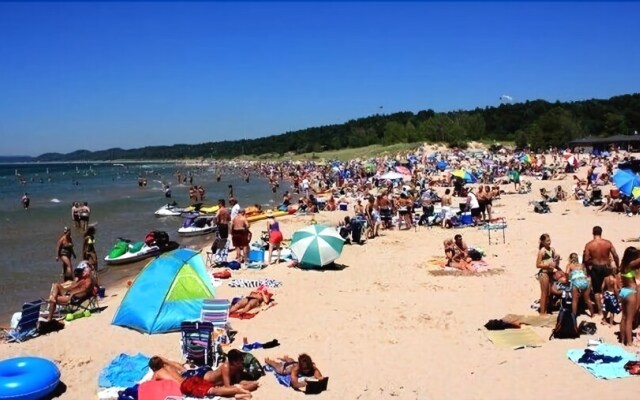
left=263, top=364, right=292, bottom=387
left=484, top=326, right=544, bottom=349
left=567, top=343, right=635, bottom=379
left=98, top=353, right=150, bottom=388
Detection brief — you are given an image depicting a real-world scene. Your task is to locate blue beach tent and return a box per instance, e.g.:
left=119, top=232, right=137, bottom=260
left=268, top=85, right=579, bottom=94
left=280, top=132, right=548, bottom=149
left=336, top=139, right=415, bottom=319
left=112, top=248, right=215, bottom=334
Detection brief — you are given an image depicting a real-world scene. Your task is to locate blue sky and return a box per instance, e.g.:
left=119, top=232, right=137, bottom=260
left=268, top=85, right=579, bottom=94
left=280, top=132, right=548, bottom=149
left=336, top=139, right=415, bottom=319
left=1, top=2, right=639, bottom=156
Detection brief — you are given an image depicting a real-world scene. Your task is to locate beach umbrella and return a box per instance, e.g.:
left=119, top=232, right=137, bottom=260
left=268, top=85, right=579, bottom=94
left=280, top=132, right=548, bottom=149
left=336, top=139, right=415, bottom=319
left=612, top=169, right=640, bottom=196
left=520, top=154, right=532, bottom=164
left=436, top=161, right=449, bottom=171
left=379, top=171, right=404, bottom=180
left=452, top=169, right=477, bottom=183
left=395, top=166, right=411, bottom=175
left=563, top=153, right=578, bottom=166
left=633, top=187, right=640, bottom=200
left=290, top=224, right=345, bottom=267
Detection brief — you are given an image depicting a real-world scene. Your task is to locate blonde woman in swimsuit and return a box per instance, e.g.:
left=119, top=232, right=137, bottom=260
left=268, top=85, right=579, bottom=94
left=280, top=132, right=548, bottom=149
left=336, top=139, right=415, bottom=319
left=536, top=233, right=560, bottom=315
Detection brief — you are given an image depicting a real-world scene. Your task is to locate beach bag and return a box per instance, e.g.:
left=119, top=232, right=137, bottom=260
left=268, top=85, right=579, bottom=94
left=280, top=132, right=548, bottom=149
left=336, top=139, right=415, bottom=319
left=578, top=321, right=597, bottom=335
left=549, top=308, right=579, bottom=340
left=468, top=249, right=483, bottom=261
left=241, top=352, right=265, bottom=381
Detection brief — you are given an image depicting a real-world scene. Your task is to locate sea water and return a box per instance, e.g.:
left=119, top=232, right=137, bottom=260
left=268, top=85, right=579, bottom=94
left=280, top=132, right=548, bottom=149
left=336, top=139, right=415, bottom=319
left=0, top=162, right=278, bottom=319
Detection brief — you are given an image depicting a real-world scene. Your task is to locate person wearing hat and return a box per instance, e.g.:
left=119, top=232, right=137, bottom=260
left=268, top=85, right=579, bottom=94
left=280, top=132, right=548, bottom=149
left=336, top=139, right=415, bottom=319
left=266, top=210, right=283, bottom=265
left=56, top=227, right=76, bottom=281
left=231, top=208, right=251, bottom=263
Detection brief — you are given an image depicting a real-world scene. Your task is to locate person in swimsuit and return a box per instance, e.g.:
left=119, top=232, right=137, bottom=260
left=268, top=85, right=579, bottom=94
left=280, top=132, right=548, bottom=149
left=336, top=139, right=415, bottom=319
left=148, top=353, right=255, bottom=398
left=263, top=353, right=323, bottom=390
left=483, top=185, right=493, bottom=222
left=46, top=266, right=93, bottom=321
left=618, top=247, right=640, bottom=346
left=71, top=202, right=81, bottom=229
left=82, top=226, right=98, bottom=270
left=56, top=227, right=76, bottom=281
left=229, top=287, right=273, bottom=315
left=266, top=211, right=283, bottom=265
left=231, top=209, right=250, bottom=263
left=79, top=201, right=90, bottom=231
left=583, top=226, right=620, bottom=316
left=565, top=252, right=595, bottom=317
left=536, top=233, right=560, bottom=315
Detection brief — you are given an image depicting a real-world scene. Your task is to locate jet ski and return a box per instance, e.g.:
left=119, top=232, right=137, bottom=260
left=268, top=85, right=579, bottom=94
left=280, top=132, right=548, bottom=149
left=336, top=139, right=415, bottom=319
left=183, top=203, right=220, bottom=215
left=155, top=202, right=187, bottom=217
left=178, top=214, right=217, bottom=236
left=104, top=230, right=178, bottom=265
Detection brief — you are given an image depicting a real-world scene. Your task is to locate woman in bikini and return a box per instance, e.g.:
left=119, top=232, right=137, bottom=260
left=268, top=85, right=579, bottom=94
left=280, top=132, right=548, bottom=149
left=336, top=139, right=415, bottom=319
left=536, top=233, right=560, bottom=315
left=565, top=252, right=595, bottom=317
left=263, top=353, right=323, bottom=390
left=266, top=212, right=283, bottom=265
left=82, top=226, right=98, bottom=270
left=619, top=247, right=640, bottom=346
left=229, top=287, right=273, bottom=315
left=56, top=227, right=76, bottom=281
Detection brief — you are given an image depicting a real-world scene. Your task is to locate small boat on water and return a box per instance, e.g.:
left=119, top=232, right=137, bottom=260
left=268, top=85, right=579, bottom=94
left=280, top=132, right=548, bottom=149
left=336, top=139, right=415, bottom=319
left=178, top=214, right=216, bottom=237
left=155, top=203, right=187, bottom=217
left=104, top=231, right=178, bottom=265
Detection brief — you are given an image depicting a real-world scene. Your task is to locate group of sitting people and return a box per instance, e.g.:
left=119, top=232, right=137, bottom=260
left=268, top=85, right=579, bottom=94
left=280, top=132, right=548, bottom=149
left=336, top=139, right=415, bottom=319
left=443, top=234, right=484, bottom=272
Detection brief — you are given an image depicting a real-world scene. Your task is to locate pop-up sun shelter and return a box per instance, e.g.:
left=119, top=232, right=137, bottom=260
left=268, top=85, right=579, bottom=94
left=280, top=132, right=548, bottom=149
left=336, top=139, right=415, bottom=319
left=112, top=248, right=215, bottom=334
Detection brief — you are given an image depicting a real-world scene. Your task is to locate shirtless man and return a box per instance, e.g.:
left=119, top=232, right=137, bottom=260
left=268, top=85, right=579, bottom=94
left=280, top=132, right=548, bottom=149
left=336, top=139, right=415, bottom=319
left=231, top=209, right=251, bottom=263
left=46, top=266, right=93, bottom=321
left=215, top=199, right=231, bottom=242
left=149, top=352, right=255, bottom=398
left=583, top=226, right=620, bottom=316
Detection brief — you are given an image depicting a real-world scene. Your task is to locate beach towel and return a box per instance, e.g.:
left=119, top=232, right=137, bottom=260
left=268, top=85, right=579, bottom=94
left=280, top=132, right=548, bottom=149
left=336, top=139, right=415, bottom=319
left=138, top=380, right=181, bottom=400
left=567, top=343, right=636, bottom=379
left=99, top=353, right=151, bottom=389
left=228, top=278, right=282, bottom=288
left=484, top=326, right=545, bottom=349
left=263, top=364, right=292, bottom=388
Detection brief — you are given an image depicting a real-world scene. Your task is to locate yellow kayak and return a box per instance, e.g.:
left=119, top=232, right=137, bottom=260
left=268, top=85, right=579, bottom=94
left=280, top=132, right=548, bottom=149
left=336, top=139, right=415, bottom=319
left=247, top=210, right=287, bottom=223
left=183, top=204, right=220, bottom=214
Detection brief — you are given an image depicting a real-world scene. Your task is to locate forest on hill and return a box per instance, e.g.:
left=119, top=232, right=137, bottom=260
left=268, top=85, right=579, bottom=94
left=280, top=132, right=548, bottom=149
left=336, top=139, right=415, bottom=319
left=35, top=93, right=640, bottom=161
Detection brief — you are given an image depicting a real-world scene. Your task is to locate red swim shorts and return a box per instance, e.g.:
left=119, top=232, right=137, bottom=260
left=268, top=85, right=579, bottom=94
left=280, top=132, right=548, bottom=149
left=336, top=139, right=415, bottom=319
left=181, top=376, right=214, bottom=397
left=269, top=230, right=283, bottom=245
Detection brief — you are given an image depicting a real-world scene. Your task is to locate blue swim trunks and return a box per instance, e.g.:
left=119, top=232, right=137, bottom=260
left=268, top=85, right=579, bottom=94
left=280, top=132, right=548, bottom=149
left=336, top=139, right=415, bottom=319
left=181, top=365, right=212, bottom=379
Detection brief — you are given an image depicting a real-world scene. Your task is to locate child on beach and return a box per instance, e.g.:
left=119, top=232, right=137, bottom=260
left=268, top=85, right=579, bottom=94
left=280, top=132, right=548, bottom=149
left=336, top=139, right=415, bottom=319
left=601, top=269, right=621, bottom=326
left=565, top=252, right=595, bottom=317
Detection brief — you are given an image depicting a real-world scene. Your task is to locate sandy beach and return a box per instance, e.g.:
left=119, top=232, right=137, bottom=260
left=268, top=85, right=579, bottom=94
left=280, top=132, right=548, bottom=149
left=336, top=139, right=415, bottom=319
left=2, top=162, right=640, bottom=399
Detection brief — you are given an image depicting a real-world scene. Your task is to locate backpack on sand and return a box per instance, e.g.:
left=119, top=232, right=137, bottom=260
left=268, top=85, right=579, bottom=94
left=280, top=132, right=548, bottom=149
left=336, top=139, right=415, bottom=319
left=549, top=308, right=580, bottom=339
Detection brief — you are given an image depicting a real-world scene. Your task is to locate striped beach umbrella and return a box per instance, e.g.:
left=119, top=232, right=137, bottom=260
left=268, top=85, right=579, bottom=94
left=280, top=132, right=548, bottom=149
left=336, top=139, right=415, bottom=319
left=290, top=224, right=345, bottom=267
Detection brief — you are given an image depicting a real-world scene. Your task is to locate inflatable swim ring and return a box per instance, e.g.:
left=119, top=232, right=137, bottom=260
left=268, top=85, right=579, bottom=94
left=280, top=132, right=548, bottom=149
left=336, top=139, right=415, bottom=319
left=0, top=357, right=60, bottom=400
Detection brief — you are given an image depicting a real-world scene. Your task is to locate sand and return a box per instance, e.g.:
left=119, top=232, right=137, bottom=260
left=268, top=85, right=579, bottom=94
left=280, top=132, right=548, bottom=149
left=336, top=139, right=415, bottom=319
left=2, top=165, right=640, bottom=399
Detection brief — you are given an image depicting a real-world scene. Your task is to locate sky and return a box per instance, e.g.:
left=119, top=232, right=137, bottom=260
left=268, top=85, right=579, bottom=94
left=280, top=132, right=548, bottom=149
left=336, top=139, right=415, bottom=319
left=1, top=2, right=639, bottom=156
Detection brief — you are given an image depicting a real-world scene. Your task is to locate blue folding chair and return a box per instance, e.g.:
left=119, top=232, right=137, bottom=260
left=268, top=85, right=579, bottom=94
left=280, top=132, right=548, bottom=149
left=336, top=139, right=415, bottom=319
left=3, top=300, right=44, bottom=343
left=180, top=321, right=214, bottom=367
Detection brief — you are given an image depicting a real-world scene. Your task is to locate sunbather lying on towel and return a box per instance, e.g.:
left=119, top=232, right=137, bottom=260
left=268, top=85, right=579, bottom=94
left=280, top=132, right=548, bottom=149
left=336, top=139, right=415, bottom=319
left=230, top=286, right=274, bottom=316
left=149, top=352, right=256, bottom=398
left=264, top=353, right=323, bottom=390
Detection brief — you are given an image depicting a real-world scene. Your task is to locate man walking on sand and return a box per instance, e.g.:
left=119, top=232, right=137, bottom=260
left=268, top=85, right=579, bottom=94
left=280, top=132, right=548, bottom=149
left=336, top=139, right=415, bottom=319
left=583, top=226, right=620, bottom=316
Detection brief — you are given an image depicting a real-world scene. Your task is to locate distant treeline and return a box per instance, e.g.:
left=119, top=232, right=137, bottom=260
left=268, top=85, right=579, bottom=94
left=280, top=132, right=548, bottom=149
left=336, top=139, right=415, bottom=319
left=35, top=93, right=640, bottom=161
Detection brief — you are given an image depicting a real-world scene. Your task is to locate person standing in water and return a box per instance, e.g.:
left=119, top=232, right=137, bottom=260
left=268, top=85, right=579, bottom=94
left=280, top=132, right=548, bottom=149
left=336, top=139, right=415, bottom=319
left=21, top=193, right=30, bottom=209
left=83, top=226, right=98, bottom=271
left=56, top=227, right=76, bottom=281
left=79, top=201, right=91, bottom=231
left=71, top=202, right=82, bottom=229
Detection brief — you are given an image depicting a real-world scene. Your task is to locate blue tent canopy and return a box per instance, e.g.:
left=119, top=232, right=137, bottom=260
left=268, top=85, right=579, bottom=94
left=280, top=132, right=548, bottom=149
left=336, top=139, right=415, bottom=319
left=112, top=248, right=215, bottom=334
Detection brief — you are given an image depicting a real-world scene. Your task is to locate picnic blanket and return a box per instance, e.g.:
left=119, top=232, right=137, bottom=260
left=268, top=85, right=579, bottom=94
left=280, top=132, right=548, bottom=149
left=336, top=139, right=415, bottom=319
left=98, top=353, right=150, bottom=389
left=484, top=326, right=545, bottom=349
left=567, top=343, right=636, bottom=379
left=228, top=278, right=282, bottom=288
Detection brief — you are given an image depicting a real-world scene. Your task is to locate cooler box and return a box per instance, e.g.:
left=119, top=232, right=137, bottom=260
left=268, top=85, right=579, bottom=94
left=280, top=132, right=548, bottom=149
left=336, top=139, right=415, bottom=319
left=339, top=203, right=348, bottom=211
left=248, top=249, right=265, bottom=263
left=460, top=212, right=473, bottom=225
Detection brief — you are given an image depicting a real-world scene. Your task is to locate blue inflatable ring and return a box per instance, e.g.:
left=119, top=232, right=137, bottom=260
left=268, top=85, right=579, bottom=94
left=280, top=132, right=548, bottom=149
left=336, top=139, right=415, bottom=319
left=0, top=357, right=60, bottom=400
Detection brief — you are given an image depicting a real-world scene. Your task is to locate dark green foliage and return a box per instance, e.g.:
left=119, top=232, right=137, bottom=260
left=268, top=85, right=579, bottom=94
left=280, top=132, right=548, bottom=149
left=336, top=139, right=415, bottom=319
left=34, top=93, right=640, bottom=161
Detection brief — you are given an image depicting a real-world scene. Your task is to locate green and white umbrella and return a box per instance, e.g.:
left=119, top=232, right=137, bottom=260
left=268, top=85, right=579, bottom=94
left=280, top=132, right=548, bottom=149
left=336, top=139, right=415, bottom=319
left=290, top=224, right=345, bottom=267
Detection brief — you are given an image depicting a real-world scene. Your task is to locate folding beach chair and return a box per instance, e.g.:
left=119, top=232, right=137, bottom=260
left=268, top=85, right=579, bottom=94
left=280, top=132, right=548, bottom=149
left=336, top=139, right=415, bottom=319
left=181, top=321, right=214, bottom=367
left=200, top=299, right=231, bottom=366
left=3, top=300, right=44, bottom=343
left=63, top=284, right=100, bottom=315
